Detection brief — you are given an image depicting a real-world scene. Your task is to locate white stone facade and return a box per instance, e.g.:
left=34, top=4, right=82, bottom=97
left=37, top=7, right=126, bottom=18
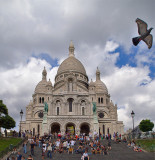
left=21, top=42, right=124, bottom=136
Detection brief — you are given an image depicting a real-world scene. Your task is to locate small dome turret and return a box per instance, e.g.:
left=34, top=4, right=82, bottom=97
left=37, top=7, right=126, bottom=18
left=42, top=67, right=47, bottom=80
left=35, top=67, right=48, bottom=93
left=89, top=79, right=95, bottom=87
left=95, top=67, right=108, bottom=94
left=96, top=67, right=100, bottom=81
left=69, top=41, right=75, bottom=57
left=47, top=79, right=52, bottom=86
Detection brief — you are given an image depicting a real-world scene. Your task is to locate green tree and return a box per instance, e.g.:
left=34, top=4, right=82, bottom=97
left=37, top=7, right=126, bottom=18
left=0, top=100, right=16, bottom=136
left=0, top=115, right=16, bottom=129
left=0, top=100, right=8, bottom=115
left=139, top=119, right=154, bottom=132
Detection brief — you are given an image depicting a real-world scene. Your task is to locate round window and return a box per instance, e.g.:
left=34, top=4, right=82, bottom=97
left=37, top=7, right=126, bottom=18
left=98, top=112, right=104, bottom=118
left=38, top=112, right=44, bottom=118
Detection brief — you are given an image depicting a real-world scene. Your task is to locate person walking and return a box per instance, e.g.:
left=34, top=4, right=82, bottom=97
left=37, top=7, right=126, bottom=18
left=30, top=141, right=35, bottom=155
left=16, top=152, right=22, bottom=160
left=23, top=141, right=27, bottom=154
left=47, top=142, right=52, bottom=159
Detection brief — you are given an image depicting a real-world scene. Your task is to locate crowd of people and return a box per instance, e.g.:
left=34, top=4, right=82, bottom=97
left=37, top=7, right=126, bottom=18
left=127, top=140, right=142, bottom=152
left=8, top=131, right=115, bottom=160
left=6, top=131, right=143, bottom=160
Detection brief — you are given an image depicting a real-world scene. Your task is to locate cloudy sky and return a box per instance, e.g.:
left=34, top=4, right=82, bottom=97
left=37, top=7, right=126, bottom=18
left=0, top=0, right=155, bottom=131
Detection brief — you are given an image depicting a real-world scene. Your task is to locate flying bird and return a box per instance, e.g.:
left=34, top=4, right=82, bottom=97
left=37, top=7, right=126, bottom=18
left=132, top=18, right=153, bottom=49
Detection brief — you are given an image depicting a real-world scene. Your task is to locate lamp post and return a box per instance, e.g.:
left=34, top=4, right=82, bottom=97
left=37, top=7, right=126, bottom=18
left=131, top=110, right=135, bottom=139
left=20, top=109, right=23, bottom=136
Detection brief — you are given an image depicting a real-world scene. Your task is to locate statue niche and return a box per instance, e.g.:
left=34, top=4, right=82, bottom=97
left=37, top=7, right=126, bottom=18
left=81, top=100, right=86, bottom=115
left=68, top=78, right=73, bottom=92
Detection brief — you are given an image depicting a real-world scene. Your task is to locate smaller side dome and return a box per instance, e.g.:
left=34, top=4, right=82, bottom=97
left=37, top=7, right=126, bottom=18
left=35, top=67, right=48, bottom=93
left=95, top=80, right=108, bottom=94
left=95, top=67, right=108, bottom=94
left=47, top=79, right=52, bottom=86
left=89, top=79, right=95, bottom=87
left=35, top=80, right=48, bottom=93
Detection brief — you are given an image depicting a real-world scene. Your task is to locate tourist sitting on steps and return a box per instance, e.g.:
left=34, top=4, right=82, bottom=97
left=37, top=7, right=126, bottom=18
left=95, top=146, right=101, bottom=154
left=42, top=143, right=46, bottom=160
left=75, top=143, right=83, bottom=154
left=68, top=145, right=74, bottom=154
left=81, top=148, right=89, bottom=160
left=27, top=155, right=34, bottom=160
left=103, top=147, right=108, bottom=155
left=91, top=147, right=96, bottom=154
left=59, top=141, right=63, bottom=153
left=12, top=147, right=17, bottom=155
left=63, top=140, right=67, bottom=153
left=107, top=140, right=111, bottom=150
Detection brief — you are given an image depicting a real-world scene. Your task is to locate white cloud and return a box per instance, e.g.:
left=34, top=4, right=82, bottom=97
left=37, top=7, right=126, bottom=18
left=0, top=0, right=154, bottom=67
left=102, top=65, right=155, bottom=130
left=104, top=41, right=119, bottom=52
left=0, top=57, right=58, bottom=130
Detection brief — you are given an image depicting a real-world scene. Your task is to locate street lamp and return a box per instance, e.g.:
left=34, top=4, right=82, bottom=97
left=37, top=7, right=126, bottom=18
left=20, top=109, right=23, bottom=121
left=131, top=110, right=135, bottom=139
left=20, top=109, right=23, bottom=135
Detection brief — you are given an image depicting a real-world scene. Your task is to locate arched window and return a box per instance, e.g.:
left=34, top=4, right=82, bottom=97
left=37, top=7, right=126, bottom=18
left=39, top=97, right=41, bottom=103
left=56, top=100, right=60, bottom=106
left=101, top=98, right=103, bottom=103
left=33, top=128, right=35, bottom=136
left=68, top=78, right=73, bottom=92
left=107, top=128, right=110, bottom=134
left=92, top=97, right=93, bottom=101
left=38, top=124, right=40, bottom=134
left=42, top=97, right=44, bottom=103
left=81, top=100, right=86, bottom=106
left=68, top=98, right=73, bottom=112
left=103, top=125, right=105, bottom=134
left=57, top=107, right=59, bottom=115
left=48, top=97, right=49, bottom=101
left=82, top=107, right=85, bottom=115
left=98, top=98, right=100, bottom=103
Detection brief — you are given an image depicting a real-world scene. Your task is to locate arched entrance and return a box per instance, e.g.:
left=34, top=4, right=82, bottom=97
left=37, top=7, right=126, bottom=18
left=80, top=123, right=90, bottom=136
left=51, top=123, right=60, bottom=134
left=103, top=125, right=105, bottom=134
left=66, top=123, right=75, bottom=135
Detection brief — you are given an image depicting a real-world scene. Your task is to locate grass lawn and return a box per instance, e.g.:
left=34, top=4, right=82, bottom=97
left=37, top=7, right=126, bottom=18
left=136, top=139, right=155, bottom=152
left=0, top=137, right=22, bottom=152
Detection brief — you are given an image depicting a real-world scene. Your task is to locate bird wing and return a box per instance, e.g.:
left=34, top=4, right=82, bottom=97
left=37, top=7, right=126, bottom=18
left=136, top=18, right=148, bottom=35
left=143, top=34, right=153, bottom=49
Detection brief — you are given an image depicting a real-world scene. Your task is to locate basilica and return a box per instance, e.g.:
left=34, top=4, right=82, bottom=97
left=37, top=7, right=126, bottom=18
left=21, top=42, right=124, bottom=136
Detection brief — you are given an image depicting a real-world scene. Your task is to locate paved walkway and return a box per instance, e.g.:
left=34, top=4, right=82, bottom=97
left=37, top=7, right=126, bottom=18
left=9, top=140, right=155, bottom=160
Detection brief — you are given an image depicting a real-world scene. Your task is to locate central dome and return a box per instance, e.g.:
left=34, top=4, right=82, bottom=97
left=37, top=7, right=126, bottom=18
left=57, top=56, right=87, bottom=75
left=57, top=41, right=87, bottom=76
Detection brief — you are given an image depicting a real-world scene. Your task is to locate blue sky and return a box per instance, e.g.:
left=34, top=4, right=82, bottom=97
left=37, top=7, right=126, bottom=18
left=32, top=53, right=59, bottom=68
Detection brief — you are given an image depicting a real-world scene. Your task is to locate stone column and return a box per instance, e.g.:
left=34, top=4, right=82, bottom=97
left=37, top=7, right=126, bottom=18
left=42, top=111, right=47, bottom=136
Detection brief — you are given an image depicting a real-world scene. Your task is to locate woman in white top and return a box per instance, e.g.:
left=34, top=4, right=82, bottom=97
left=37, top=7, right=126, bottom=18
left=81, top=149, right=89, bottom=160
